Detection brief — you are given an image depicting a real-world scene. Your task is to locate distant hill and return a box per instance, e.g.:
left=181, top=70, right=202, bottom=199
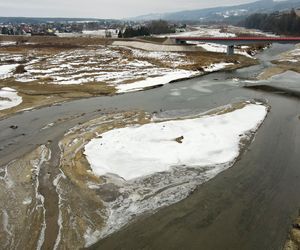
left=241, top=8, right=300, bottom=35
left=132, top=0, right=300, bottom=23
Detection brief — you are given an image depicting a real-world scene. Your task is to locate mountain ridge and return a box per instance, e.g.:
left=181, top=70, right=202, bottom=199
left=131, top=0, right=300, bottom=22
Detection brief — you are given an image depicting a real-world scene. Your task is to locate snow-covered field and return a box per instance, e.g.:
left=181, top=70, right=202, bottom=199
left=168, top=25, right=276, bottom=39
left=0, top=87, right=22, bottom=110
left=0, top=26, right=261, bottom=95
left=161, top=26, right=236, bottom=38
left=131, top=49, right=189, bottom=67
left=0, top=45, right=236, bottom=93
left=83, top=102, right=267, bottom=244
left=9, top=47, right=198, bottom=90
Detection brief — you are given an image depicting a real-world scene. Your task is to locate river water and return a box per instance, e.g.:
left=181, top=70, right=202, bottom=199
left=0, top=44, right=293, bottom=166
left=1, top=44, right=300, bottom=250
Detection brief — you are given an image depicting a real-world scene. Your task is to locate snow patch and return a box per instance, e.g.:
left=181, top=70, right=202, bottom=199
left=22, top=197, right=32, bottom=205
left=204, top=62, right=234, bottom=72
left=53, top=171, right=67, bottom=250
left=31, top=146, right=51, bottom=250
left=83, top=103, right=268, bottom=242
left=0, top=41, right=16, bottom=46
left=0, top=64, right=18, bottom=79
left=161, top=27, right=236, bottom=38
left=85, top=103, right=267, bottom=180
left=84, top=228, right=101, bottom=247
left=0, top=87, right=22, bottom=110
left=116, top=70, right=199, bottom=93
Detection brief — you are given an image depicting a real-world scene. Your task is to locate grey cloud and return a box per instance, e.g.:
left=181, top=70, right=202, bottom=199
left=0, top=0, right=256, bottom=18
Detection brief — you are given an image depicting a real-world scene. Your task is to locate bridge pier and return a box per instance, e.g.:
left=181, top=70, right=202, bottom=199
left=227, top=45, right=234, bottom=55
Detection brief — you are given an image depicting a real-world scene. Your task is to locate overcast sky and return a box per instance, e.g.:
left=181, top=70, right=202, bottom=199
left=0, top=0, right=258, bottom=19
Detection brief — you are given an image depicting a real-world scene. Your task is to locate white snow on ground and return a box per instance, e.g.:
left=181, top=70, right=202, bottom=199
left=279, top=59, right=298, bottom=63
left=116, top=60, right=235, bottom=93
left=196, top=43, right=254, bottom=58
left=160, top=26, right=236, bottom=38
left=130, top=49, right=189, bottom=66
left=83, top=103, right=268, bottom=244
left=0, top=53, right=24, bottom=63
left=85, top=103, right=267, bottom=180
left=116, top=70, right=198, bottom=93
left=56, top=29, right=119, bottom=38
left=0, top=64, right=18, bottom=79
left=0, top=87, right=22, bottom=110
left=204, top=62, right=234, bottom=72
left=82, top=29, right=118, bottom=38
left=0, top=41, right=16, bottom=46
left=132, top=49, right=182, bottom=60
left=225, top=25, right=278, bottom=37
left=3, top=43, right=239, bottom=92
left=278, top=47, right=300, bottom=63
left=197, top=43, right=228, bottom=53
left=31, top=146, right=51, bottom=250
left=53, top=171, right=67, bottom=250
left=12, top=47, right=197, bottom=87
left=290, top=48, right=300, bottom=56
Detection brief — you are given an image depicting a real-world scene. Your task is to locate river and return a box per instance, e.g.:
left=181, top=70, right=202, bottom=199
left=0, top=44, right=299, bottom=249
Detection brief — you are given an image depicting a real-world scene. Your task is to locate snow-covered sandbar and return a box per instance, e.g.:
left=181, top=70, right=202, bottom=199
left=85, top=103, right=268, bottom=180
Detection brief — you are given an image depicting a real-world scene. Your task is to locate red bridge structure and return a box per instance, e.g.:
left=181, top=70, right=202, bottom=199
left=173, top=36, right=300, bottom=55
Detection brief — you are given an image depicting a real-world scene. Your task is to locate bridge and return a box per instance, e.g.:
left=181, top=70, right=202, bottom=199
left=173, top=36, right=300, bottom=55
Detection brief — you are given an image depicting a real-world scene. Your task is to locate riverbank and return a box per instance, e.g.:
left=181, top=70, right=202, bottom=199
left=1, top=54, right=300, bottom=249
left=1, top=31, right=299, bottom=250
left=0, top=101, right=268, bottom=249
left=284, top=215, right=300, bottom=250
left=259, top=43, right=300, bottom=80
left=89, top=74, right=300, bottom=250
left=0, top=35, right=256, bottom=119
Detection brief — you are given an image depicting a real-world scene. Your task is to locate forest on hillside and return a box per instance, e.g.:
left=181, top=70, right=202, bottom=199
left=119, top=20, right=176, bottom=38
left=241, top=9, right=300, bottom=35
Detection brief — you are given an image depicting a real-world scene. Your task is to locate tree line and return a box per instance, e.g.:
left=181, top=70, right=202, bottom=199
left=119, top=20, right=176, bottom=38
left=241, top=9, right=300, bottom=35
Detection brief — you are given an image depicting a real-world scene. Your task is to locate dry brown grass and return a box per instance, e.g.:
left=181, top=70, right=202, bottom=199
left=0, top=35, right=113, bottom=46
left=0, top=78, right=116, bottom=119
left=0, top=146, right=51, bottom=249
left=0, top=36, right=257, bottom=118
left=259, top=61, right=300, bottom=80
left=182, top=51, right=256, bottom=71
left=54, top=110, right=151, bottom=249
left=284, top=216, right=300, bottom=250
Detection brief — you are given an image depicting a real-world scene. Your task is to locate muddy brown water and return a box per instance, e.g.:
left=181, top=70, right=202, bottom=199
left=0, top=44, right=299, bottom=249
